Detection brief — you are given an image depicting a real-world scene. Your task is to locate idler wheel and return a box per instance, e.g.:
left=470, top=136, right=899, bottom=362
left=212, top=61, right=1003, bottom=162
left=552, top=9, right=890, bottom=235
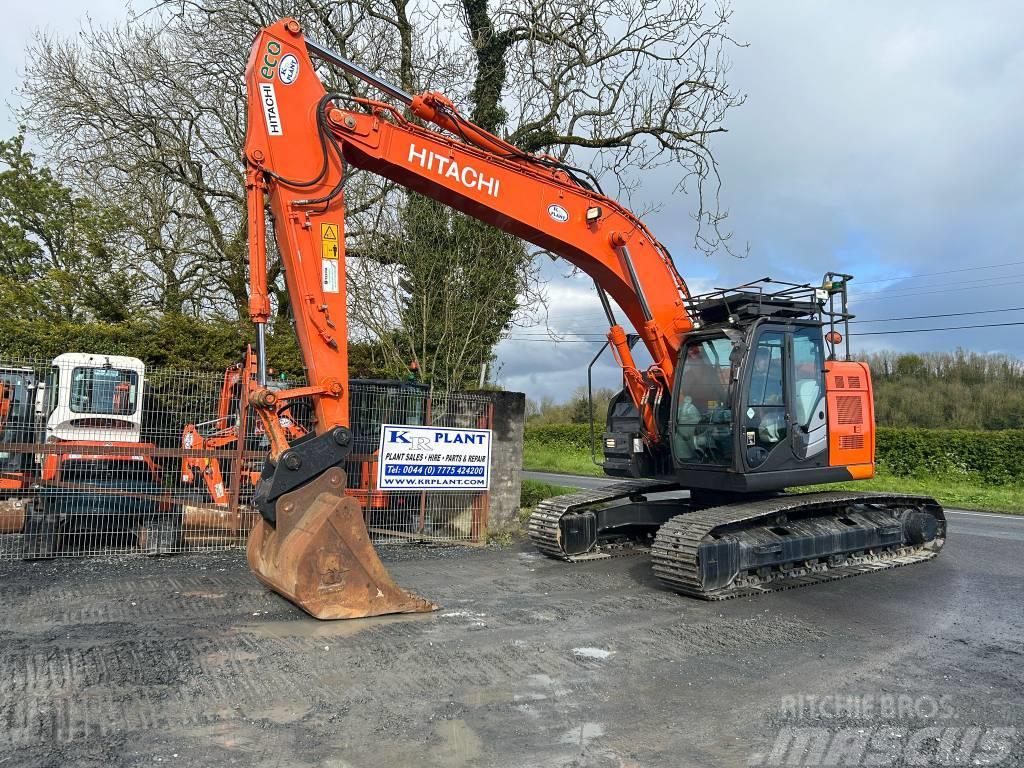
left=902, top=510, right=939, bottom=545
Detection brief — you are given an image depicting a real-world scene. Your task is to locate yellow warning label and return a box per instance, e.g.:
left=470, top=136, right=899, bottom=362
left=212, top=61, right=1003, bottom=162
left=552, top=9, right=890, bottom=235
left=320, top=223, right=340, bottom=260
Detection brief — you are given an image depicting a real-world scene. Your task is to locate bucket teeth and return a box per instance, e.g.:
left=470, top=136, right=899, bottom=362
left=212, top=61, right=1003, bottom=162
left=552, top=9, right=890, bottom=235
left=247, top=467, right=437, bottom=619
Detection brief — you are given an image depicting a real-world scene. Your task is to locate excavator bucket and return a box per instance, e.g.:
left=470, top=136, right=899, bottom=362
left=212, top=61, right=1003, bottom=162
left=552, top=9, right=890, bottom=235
left=246, top=467, right=437, bottom=619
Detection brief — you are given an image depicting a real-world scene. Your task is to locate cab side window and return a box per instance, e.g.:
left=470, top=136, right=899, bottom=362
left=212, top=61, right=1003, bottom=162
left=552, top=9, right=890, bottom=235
left=792, top=328, right=826, bottom=426
left=748, top=334, right=785, bottom=407
left=46, top=367, right=60, bottom=417
left=673, top=337, right=734, bottom=466
left=744, top=332, right=787, bottom=467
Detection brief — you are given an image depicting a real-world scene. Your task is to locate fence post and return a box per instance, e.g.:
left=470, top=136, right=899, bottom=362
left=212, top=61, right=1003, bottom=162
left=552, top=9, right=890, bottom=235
left=227, top=400, right=249, bottom=537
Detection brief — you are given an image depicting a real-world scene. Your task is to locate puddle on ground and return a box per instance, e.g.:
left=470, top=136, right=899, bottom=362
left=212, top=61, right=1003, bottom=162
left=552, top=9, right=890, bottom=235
left=572, top=647, right=614, bottom=660
left=430, top=719, right=482, bottom=766
left=526, top=673, right=570, bottom=697
left=559, top=722, right=605, bottom=746
left=179, top=720, right=264, bottom=753
left=241, top=610, right=435, bottom=639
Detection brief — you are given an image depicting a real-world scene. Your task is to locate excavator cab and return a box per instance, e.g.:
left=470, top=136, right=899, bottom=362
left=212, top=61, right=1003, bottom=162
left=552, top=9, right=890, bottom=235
left=605, top=276, right=876, bottom=493
left=669, top=321, right=843, bottom=491
left=561, top=277, right=944, bottom=597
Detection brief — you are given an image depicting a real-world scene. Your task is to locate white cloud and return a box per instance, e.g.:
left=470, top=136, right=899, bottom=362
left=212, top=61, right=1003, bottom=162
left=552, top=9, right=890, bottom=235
left=498, top=1, right=1024, bottom=401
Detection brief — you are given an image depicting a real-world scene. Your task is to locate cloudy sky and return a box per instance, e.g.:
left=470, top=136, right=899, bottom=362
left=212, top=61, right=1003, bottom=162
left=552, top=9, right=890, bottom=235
left=4, top=2, right=1023, bottom=402
left=494, top=1, right=1024, bottom=401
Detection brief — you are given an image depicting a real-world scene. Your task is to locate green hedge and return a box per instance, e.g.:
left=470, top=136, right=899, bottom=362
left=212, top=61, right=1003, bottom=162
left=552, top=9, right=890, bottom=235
left=876, top=427, right=1024, bottom=485
left=524, top=423, right=597, bottom=452
left=520, top=479, right=574, bottom=509
left=525, top=423, right=1024, bottom=486
left=0, top=314, right=402, bottom=381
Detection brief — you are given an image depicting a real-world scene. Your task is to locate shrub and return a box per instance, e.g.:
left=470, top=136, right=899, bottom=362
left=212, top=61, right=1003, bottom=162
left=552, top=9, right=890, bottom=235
left=525, top=423, right=1024, bottom=486
left=876, top=428, right=1024, bottom=485
left=523, top=423, right=596, bottom=452
left=520, top=479, right=574, bottom=509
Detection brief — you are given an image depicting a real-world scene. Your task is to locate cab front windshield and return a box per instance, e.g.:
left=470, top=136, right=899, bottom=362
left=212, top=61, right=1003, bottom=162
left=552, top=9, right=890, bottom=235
left=672, top=336, right=734, bottom=466
left=70, top=367, right=139, bottom=416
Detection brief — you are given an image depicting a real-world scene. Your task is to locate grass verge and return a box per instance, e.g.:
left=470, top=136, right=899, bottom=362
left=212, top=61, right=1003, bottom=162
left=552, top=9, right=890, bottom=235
left=522, top=444, right=604, bottom=477
left=524, top=444, right=1024, bottom=515
left=520, top=478, right=576, bottom=509
left=794, top=470, right=1024, bottom=515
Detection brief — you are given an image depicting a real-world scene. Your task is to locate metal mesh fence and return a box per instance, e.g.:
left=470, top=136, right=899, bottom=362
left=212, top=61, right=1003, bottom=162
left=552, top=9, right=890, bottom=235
left=0, top=354, right=491, bottom=560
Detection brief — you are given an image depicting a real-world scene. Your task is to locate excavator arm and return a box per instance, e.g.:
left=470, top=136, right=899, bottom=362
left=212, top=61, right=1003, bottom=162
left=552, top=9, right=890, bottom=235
left=245, top=19, right=695, bottom=443
left=242, top=18, right=695, bottom=618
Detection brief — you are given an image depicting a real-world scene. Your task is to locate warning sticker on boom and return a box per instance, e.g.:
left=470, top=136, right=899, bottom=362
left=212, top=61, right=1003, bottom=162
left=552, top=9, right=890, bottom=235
left=321, top=223, right=340, bottom=258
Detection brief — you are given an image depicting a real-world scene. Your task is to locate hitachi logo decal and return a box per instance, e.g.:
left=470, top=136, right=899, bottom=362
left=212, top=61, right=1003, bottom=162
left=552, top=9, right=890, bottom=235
left=259, top=82, right=283, bottom=136
left=407, top=144, right=500, bottom=197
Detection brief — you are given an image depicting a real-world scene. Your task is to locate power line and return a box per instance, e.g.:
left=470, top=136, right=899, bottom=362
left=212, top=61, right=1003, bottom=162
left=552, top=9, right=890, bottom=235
left=851, top=320, right=1024, bottom=336
left=854, top=272, right=1024, bottom=298
left=855, top=258, right=1024, bottom=286
left=506, top=318, right=1024, bottom=343
left=540, top=266, right=1019, bottom=317
left=853, top=306, right=1024, bottom=324
left=510, top=332, right=605, bottom=337
left=513, top=305, right=1024, bottom=336
left=532, top=269, right=1024, bottom=325
left=505, top=337, right=603, bottom=343
left=851, top=277, right=1024, bottom=303
left=533, top=275, right=1024, bottom=325
left=533, top=257, right=1024, bottom=323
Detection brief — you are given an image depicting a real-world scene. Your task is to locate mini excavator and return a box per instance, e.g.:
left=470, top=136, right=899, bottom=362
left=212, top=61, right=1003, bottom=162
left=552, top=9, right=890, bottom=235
left=242, top=18, right=945, bottom=618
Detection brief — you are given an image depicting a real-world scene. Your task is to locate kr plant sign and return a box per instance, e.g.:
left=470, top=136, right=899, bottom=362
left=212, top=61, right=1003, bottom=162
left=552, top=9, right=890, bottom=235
left=377, top=425, right=492, bottom=490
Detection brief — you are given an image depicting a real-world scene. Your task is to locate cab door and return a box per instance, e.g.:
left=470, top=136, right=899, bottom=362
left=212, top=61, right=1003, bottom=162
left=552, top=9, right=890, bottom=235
left=740, top=329, right=789, bottom=470
left=739, top=324, right=829, bottom=473
left=789, top=326, right=828, bottom=462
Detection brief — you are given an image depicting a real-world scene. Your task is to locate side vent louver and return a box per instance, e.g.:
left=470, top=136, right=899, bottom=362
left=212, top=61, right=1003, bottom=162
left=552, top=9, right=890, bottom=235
left=836, top=395, right=863, bottom=425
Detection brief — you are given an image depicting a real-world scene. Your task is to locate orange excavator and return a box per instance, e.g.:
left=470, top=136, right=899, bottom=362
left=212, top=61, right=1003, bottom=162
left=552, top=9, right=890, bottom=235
left=242, top=19, right=945, bottom=619
left=180, top=346, right=429, bottom=521
left=181, top=346, right=305, bottom=506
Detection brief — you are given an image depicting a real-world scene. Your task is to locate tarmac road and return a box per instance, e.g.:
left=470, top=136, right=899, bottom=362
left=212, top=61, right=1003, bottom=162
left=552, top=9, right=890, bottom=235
left=0, top=478, right=1022, bottom=768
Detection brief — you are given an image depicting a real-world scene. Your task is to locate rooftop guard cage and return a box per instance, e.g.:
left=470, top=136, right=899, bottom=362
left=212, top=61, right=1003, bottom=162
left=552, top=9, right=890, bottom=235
left=684, top=272, right=854, bottom=360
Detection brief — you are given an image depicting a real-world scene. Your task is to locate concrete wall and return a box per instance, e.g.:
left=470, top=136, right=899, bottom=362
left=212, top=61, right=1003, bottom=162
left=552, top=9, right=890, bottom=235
left=484, top=391, right=526, bottom=532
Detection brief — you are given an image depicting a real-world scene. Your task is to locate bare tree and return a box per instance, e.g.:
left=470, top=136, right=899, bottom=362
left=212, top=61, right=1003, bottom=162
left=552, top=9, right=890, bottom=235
left=490, top=0, right=745, bottom=253
left=19, top=0, right=743, bottom=386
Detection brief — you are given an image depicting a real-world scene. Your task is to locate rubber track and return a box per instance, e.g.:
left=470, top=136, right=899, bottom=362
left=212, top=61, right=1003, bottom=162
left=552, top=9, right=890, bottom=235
left=650, top=491, right=945, bottom=600
left=527, top=479, right=684, bottom=560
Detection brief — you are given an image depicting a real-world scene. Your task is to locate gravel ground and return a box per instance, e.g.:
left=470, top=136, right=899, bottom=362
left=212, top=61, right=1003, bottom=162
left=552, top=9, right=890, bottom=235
left=1, top=521, right=1022, bottom=768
